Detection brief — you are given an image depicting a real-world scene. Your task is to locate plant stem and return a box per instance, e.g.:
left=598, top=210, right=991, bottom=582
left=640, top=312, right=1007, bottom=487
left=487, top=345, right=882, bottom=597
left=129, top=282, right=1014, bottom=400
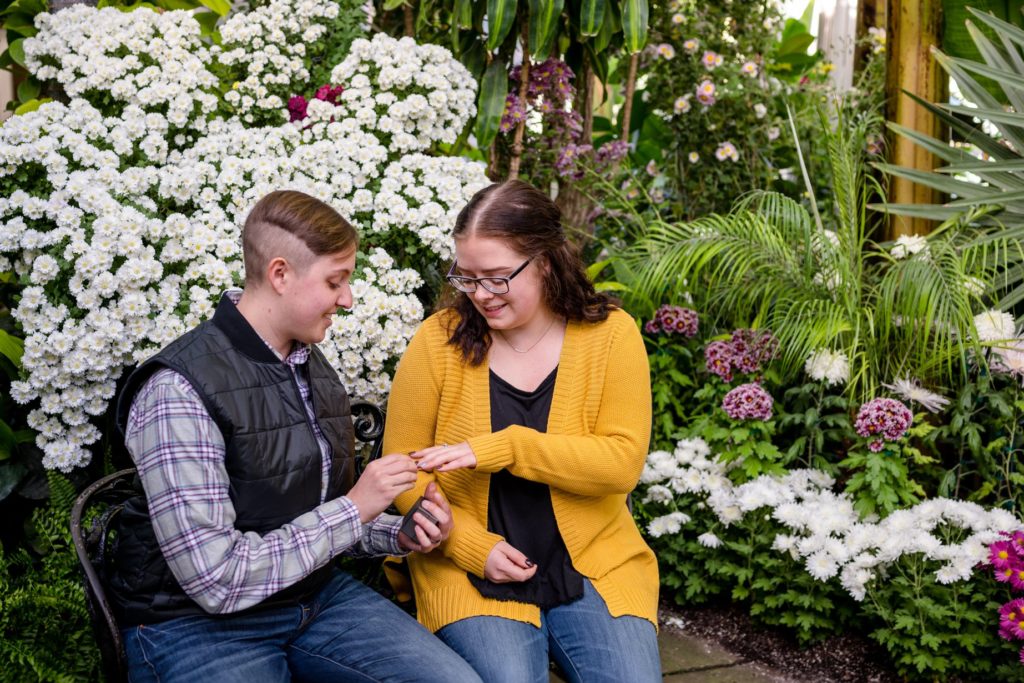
left=508, top=20, right=530, bottom=180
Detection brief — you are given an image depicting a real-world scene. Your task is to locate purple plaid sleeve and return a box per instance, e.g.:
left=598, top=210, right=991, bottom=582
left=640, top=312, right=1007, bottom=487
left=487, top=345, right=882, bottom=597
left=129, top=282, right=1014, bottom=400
left=125, top=368, right=405, bottom=615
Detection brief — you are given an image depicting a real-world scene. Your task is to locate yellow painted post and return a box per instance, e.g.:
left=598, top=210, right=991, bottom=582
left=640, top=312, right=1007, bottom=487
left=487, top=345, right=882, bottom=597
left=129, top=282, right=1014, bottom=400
left=884, top=0, right=947, bottom=238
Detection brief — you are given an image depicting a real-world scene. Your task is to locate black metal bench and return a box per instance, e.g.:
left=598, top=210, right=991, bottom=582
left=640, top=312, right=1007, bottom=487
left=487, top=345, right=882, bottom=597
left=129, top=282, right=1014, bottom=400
left=69, top=401, right=387, bottom=683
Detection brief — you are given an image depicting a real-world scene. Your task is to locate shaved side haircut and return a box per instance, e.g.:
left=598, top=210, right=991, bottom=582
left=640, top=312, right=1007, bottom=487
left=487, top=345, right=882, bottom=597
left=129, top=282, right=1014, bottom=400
left=242, top=190, right=358, bottom=286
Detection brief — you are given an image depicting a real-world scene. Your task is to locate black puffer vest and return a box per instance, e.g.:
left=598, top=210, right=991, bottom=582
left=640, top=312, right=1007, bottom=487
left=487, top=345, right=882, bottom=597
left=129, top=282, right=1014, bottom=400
left=108, top=294, right=355, bottom=625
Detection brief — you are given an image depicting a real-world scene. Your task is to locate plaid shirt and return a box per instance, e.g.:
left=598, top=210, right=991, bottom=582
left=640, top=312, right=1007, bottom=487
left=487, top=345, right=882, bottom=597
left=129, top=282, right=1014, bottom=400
left=125, top=292, right=404, bottom=615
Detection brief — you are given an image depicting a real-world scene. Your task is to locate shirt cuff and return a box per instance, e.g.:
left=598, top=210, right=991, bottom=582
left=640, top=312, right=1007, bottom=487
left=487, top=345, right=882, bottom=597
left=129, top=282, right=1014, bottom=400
left=319, top=497, right=364, bottom=556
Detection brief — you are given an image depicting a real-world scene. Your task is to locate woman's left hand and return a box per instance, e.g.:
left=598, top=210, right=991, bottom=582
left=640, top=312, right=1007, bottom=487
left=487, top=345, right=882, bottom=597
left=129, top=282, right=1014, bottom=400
left=412, top=442, right=477, bottom=472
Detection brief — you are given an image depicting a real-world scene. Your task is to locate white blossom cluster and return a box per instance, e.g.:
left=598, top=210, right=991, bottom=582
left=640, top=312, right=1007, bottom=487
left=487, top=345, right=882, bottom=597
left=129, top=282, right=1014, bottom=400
left=330, top=34, right=478, bottom=151
left=1, top=3, right=488, bottom=471
left=218, top=0, right=340, bottom=122
left=640, top=438, right=1022, bottom=600
left=804, top=348, right=850, bottom=386
left=24, top=6, right=220, bottom=131
left=370, top=154, right=491, bottom=260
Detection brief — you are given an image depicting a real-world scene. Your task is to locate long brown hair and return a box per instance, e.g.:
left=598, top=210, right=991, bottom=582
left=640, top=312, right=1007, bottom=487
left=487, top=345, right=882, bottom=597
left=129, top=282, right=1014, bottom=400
left=441, top=180, right=617, bottom=364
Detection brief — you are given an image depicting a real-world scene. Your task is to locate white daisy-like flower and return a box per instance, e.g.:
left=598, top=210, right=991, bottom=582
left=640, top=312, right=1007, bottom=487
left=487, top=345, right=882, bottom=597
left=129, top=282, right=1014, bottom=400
left=882, top=378, right=949, bottom=413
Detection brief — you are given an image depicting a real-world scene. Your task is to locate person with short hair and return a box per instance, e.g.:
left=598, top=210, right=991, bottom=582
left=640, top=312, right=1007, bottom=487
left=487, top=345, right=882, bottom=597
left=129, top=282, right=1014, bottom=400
left=383, top=180, right=661, bottom=683
left=109, top=190, right=482, bottom=683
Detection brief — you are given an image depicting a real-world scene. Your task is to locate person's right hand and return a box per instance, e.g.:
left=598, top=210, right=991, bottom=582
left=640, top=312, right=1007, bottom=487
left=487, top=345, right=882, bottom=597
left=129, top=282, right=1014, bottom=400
left=484, top=540, right=538, bottom=583
left=346, top=453, right=418, bottom=523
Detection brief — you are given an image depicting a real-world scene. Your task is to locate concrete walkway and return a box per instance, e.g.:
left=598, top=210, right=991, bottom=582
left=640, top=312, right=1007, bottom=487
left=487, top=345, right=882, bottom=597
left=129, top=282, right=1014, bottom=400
left=550, top=618, right=796, bottom=682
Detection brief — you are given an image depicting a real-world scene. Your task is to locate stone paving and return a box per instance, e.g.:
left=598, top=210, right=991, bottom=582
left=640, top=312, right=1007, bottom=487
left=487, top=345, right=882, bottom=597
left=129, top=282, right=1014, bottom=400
left=550, top=625, right=797, bottom=682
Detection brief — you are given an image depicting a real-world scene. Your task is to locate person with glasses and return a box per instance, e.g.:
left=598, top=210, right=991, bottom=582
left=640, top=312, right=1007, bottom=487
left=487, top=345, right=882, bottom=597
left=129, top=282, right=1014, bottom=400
left=382, top=179, right=661, bottom=682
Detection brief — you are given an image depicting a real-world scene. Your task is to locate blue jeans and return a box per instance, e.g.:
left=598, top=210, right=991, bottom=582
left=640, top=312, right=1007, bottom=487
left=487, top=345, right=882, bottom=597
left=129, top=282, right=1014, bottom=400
left=122, top=570, right=482, bottom=683
left=436, top=579, right=660, bottom=683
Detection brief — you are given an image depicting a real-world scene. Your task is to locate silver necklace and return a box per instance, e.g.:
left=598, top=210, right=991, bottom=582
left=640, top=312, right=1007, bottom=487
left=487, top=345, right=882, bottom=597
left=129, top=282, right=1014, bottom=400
left=498, top=318, right=557, bottom=354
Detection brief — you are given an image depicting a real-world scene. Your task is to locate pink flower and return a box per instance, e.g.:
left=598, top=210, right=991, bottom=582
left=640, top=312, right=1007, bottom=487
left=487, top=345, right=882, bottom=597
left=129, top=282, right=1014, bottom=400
left=854, top=398, right=912, bottom=447
left=722, top=383, right=774, bottom=421
left=701, top=50, right=723, bottom=70
left=647, top=305, right=699, bottom=338
left=705, top=340, right=734, bottom=382
left=696, top=79, right=716, bottom=106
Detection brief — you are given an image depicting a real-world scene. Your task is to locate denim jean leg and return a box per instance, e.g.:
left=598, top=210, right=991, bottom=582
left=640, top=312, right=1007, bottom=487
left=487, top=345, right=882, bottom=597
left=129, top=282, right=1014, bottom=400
left=436, top=615, right=549, bottom=683
left=544, top=579, right=661, bottom=683
left=122, top=607, right=297, bottom=683
left=286, top=571, right=482, bottom=683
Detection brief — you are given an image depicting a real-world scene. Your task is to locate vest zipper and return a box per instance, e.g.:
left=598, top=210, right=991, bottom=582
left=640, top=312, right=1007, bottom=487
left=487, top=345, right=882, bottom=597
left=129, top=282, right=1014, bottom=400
left=289, top=365, right=328, bottom=503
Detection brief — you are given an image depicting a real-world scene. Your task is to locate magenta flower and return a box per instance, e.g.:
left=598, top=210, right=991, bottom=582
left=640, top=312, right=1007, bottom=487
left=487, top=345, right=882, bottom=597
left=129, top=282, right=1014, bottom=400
left=1001, top=599, right=1024, bottom=641
left=991, top=540, right=1021, bottom=571
left=722, top=383, right=774, bottom=421
left=314, top=84, right=344, bottom=105
left=854, top=398, right=912, bottom=451
left=646, top=305, right=698, bottom=338
left=287, top=95, right=308, bottom=122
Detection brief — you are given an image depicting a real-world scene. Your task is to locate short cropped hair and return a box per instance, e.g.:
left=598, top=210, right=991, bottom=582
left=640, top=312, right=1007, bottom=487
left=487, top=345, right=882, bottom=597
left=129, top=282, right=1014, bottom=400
left=242, top=190, right=358, bottom=285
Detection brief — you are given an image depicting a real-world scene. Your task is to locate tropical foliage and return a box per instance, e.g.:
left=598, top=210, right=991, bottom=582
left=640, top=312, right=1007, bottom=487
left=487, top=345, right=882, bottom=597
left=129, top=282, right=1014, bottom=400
left=881, top=7, right=1024, bottom=311
left=623, top=104, right=1009, bottom=400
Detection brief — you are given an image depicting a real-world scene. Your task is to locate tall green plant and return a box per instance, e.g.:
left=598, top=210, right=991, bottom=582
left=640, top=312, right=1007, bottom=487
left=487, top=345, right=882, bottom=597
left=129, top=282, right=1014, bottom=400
left=881, top=7, right=1024, bottom=310
left=0, top=472, right=100, bottom=682
left=624, top=104, right=1002, bottom=400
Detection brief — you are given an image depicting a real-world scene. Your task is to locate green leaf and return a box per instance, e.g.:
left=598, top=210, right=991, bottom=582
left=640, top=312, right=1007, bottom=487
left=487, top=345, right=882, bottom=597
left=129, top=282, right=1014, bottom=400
left=486, top=0, right=518, bottom=51
left=15, top=76, right=37, bottom=102
left=620, top=0, right=648, bottom=54
left=197, top=0, right=230, bottom=15
left=474, top=58, right=508, bottom=148
left=528, top=0, right=563, bottom=60
left=0, top=329, right=23, bottom=368
left=13, top=96, right=49, bottom=115
left=0, top=459, right=27, bottom=500
left=455, top=0, right=474, bottom=29
left=383, top=0, right=406, bottom=10
left=592, top=0, right=620, bottom=54
left=159, top=0, right=204, bottom=9
left=194, top=10, right=219, bottom=36
left=579, top=0, right=605, bottom=37
left=8, top=36, right=24, bottom=66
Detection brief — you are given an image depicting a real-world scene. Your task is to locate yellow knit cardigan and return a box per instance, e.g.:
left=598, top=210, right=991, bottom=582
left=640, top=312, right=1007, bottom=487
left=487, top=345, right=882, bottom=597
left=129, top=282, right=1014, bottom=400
left=382, top=307, right=659, bottom=633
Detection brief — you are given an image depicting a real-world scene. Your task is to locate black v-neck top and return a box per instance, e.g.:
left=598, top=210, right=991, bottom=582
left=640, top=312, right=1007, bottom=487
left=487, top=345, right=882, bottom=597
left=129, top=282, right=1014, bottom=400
left=467, top=365, right=585, bottom=608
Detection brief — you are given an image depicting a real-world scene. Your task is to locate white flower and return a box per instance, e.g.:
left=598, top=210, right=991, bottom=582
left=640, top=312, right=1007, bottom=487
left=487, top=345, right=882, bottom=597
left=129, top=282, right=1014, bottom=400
left=976, top=309, right=1017, bottom=345
left=891, top=234, right=928, bottom=259
left=697, top=532, right=722, bottom=548
left=804, top=348, right=850, bottom=386
left=642, top=484, right=674, bottom=504
left=647, top=512, right=689, bottom=538
left=753, top=103, right=767, bottom=119
left=882, top=378, right=949, bottom=413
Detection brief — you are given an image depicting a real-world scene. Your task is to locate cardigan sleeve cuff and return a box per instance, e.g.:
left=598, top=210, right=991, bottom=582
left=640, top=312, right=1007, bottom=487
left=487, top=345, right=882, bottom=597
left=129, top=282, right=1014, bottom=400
left=468, top=429, right=516, bottom=472
left=447, top=525, right=504, bottom=578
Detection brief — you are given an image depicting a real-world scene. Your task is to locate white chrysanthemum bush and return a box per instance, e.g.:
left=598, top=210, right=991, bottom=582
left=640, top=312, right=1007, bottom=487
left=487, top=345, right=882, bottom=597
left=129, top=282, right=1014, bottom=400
left=1, top=0, right=489, bottom=471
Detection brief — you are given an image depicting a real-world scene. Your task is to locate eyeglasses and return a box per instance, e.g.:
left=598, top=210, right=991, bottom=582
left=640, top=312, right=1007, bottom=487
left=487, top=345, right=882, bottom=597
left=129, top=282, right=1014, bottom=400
left=446, top=259, right=532, bottom=294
